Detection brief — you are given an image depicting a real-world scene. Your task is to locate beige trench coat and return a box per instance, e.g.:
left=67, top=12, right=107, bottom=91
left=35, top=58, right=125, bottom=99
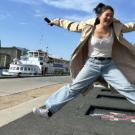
left=51, top=18, right=135, bottom=84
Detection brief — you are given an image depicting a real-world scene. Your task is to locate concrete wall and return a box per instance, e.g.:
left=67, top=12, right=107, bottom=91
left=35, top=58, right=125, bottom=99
left=0, top=47, right=21, bottom=68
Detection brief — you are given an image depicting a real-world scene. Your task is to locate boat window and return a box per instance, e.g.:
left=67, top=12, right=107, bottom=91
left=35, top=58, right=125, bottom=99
left=39, top=57, right=43, bottom=61
left=40, top=62, right=43, bottom=65
left=28, top=67, right=30, bottom=71
left=20, top=67, right=23, bottom=70
left=34, top=52, right=38, bottom=57
left=16, top=67, right=19, bottom=70
left=24, top=67, right=27, bottom=71
left=13, top=67, right=16, bottom=70
left=39, top=53, right=44, bottom=57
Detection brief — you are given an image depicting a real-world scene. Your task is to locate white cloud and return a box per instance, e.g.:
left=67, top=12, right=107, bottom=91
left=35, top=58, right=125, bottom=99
left=8, top=0, right=106, bottom=13
left=64, top=15, right=93, bottom=21
left=34, top=10, right=44, bottom=18
left=19, top=22, right=28, bottom=25
left=0, top=13, right=11, bottom=20
left=9, top=0, right=42, bottom=5
left=42, top=0, right=104, bottom=13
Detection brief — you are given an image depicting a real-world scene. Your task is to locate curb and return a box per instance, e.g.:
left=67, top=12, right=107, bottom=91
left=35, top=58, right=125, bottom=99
left=0, top=94, right=49, bottom=128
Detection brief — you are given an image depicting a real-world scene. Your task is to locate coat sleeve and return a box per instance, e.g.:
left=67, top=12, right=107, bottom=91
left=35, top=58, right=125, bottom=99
left=50, top=18, right=88, bottom=32
left=121, top=22, right=135, bottom=33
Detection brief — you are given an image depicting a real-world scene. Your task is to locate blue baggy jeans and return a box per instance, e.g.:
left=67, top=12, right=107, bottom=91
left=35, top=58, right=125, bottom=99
left=45, top=57, right=135, bottom=113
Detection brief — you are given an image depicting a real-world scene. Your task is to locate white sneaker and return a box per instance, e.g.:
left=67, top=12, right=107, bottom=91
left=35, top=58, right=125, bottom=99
left=33, top=107, right=49, bottom=118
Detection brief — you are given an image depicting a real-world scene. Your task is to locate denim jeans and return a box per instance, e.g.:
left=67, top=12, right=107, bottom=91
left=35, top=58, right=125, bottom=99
left=45, top=57, right=135, bottom=113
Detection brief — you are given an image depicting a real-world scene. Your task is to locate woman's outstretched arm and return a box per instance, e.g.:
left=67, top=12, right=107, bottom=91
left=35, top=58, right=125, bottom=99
left=48, top=18, right=89, bottom=32
left=121, top=22, right=135, bottom=33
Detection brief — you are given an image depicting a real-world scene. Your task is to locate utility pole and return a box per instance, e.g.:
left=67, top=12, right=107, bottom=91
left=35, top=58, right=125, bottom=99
left=4, top=55, right=7, bottom=68
left=0, top=40, right=1, bottom=48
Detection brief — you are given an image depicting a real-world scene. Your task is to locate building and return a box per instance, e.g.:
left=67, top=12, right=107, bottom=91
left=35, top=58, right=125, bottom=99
left=0, top=46, right=28, bottom=68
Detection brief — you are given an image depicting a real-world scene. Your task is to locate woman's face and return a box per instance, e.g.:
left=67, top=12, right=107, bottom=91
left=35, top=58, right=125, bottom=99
left=98, top=9, right=114, bottom=26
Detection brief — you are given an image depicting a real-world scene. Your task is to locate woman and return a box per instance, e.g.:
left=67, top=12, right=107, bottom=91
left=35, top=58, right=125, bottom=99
left=33, top=3, right=135, bottom=118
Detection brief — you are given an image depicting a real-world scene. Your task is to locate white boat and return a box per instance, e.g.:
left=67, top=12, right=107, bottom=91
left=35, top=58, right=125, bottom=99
left=2, top=50, right=70, bottom=77
left=2, top=57, right=42, bottom=77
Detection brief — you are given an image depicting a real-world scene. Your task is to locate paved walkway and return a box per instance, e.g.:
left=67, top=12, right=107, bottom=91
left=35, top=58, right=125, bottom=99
left=1, top=87, right=135, bottom=135
left=0, top=76, right=71, bottom=127
left=0, top=76, right=71, bottom=96
left=0, top=83, right=66, bottom=110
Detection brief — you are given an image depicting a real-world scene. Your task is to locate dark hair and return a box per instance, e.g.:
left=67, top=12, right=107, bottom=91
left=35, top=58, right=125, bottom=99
left=94, top=3, right=114, bottom=15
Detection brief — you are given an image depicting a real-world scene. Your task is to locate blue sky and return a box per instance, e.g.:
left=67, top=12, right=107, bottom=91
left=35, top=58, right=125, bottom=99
left=0, top=0, right=135, bottom=60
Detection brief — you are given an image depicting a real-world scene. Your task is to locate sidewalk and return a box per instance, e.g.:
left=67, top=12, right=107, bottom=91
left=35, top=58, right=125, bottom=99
left=0, top=83, right=66, bottom=127
left=0, top=83, right=65, bottom=110
left=1, top=87, right=135, bottom=135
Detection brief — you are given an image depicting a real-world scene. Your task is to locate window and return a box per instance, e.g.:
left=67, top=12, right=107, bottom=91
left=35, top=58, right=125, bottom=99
left=16, top=67, right=19, bottom=70
left=34, top=52, right=38, bottom=57
left=24, top=67, right=27, bottom=71
left=20, top=67, right=23, bottom=70
left=39, top=57, right=43, bottom=61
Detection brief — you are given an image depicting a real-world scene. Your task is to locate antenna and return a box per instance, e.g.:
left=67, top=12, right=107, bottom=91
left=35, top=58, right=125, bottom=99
left=46, top=46, right=48, bottom=53
left=39, top=34, right=44, bottom=50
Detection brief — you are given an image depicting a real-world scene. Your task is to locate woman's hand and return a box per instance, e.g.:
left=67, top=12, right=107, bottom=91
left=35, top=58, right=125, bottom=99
left=44, top=17, right=54, bottom=26
left=44, top=17, right=61, bottom=26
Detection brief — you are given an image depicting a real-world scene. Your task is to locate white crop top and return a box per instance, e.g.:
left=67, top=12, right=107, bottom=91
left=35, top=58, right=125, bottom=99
left=88, top=31, right=114, bottom=58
